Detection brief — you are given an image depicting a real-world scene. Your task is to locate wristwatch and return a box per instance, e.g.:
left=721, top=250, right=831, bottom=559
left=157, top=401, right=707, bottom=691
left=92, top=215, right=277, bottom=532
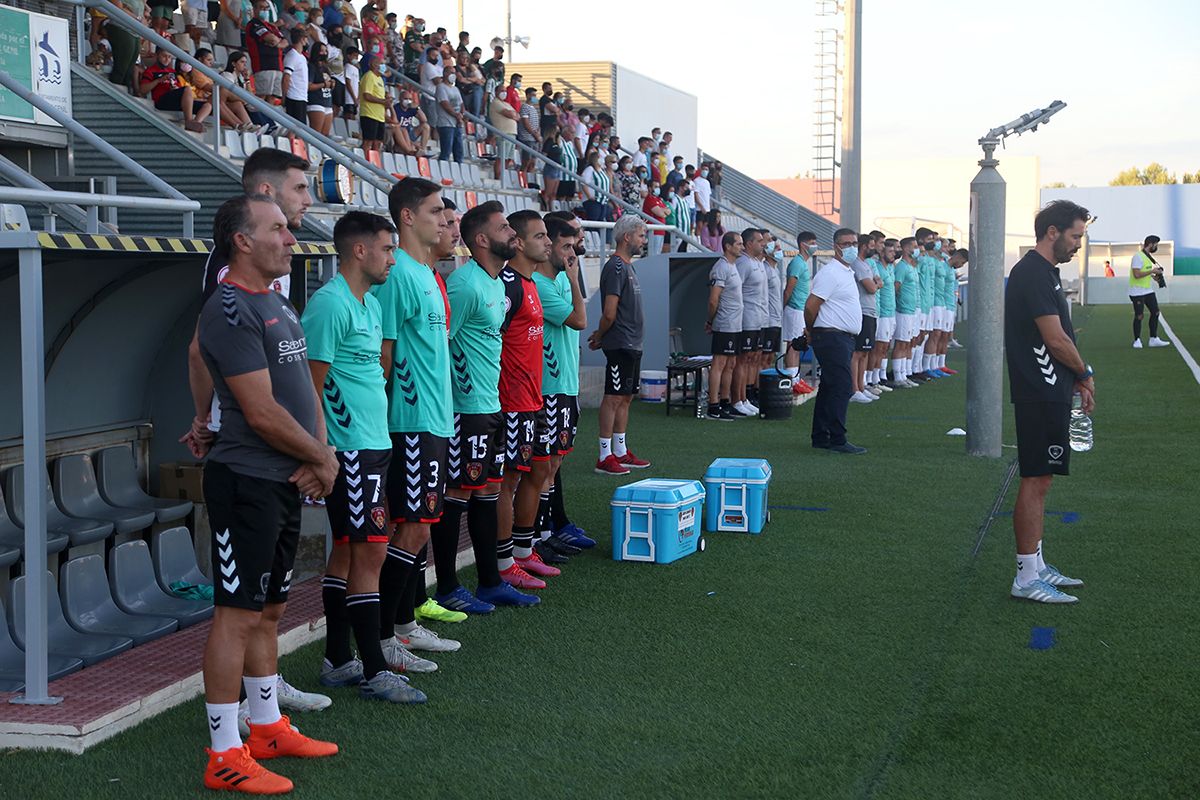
left=1078, top=364, right=1094, bottom=381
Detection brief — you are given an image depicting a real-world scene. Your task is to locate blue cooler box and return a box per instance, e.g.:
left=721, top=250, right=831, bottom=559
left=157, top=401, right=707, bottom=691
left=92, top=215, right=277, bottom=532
left=703, top=458, right=772, bottom=533
left=611, top=479, right=706, bottom=564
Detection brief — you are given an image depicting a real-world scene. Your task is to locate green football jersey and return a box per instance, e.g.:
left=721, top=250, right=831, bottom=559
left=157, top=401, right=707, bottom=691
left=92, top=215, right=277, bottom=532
left=917, top=255, right=938, bottom=312
left=533, top=270, right=580, bottom=396
left=301, top=274, right=391, bottom=451
left=894, top=258, right=919, bottom=314
left=370, top=248, right=453, bottom=437
left=873, top=259, right=896, bottom=317
left=941, top=259, right=958, bottom=307
left=445, top=259, right=504, bottom=414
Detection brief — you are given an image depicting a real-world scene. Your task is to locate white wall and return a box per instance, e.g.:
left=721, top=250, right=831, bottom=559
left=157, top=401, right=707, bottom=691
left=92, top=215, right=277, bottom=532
left=613, top=64, right=698, bottom=167
left=862, top=155, right=1041, bottom=269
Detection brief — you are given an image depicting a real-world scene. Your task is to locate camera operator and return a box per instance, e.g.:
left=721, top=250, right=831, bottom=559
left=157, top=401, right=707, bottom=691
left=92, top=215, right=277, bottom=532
left=1129, top=235, right=1170, bottom=349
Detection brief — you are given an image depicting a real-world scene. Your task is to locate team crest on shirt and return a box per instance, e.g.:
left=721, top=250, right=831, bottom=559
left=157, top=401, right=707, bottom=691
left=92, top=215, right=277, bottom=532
left=371, top=506, right=386, bottom=530
left=425, top=492, right=439, bottom=512
left=520, top=444, right=532, bottom=463
left=560, top=430, right=570, bottom=446
left=281, top=304, right=298, bottom=323
left=466, top=462, right=483, bottom=482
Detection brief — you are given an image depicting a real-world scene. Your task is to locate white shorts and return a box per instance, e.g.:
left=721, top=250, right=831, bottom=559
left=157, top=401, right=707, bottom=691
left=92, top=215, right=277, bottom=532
left=918, top=310, right=931, bottom=332
left=782, top=306, right=805, bottom=343
left=875, top=315, right=896, bottom=344
left=939, top=306, right=956, bottom=332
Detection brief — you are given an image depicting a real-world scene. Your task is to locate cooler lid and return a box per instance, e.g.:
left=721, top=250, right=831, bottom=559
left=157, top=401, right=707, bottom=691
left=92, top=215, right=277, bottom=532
left=611, top=478, right=706, bottom=508
left=703, top=458, right=773, bottom=483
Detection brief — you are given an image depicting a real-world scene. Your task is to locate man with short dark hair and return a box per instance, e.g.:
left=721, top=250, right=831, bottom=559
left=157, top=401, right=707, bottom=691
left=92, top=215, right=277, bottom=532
left=282, top=27, right=310, bottom=123
left=850, top=233, right=881, bottom=404
left=911, top=227, right=938, bottom=381
left=198, top=195, right=339, bottom=793
left=666, top=156, right=685, bottom=189
left=370, top=178, right=452, bottom=678
left=733, top=228, right=768, bottom=416
left=891, top=236, right=921, bottom=387
left=1004, top=199, right=1093, bottom=603
left=1130, top=234, right=1170, bottom=348
left=782, top=232, right=816, bottom=395
left=246, top=0, right=285, bottom=102
left=804, top=228, right=866, bottom=454
left=590, top=215, right=650, bottom=474
left=705, top=231, right=745, bottom=420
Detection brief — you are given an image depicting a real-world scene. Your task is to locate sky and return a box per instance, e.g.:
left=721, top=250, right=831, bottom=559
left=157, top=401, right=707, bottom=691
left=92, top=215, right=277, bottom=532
left=400, top=0, right=1200, bottom=187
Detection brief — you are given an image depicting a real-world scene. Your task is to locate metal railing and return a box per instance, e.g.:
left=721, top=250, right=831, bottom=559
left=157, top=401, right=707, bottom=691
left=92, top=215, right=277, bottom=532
left=0, top=186, right=201, bottom=234
left=393, top=72, right=705, bottom=251
left=0, top=65, right=199, bottom=236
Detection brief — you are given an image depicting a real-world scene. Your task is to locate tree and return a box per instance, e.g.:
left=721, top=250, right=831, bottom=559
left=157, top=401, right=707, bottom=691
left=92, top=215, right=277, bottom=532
left=1183, top=171, right=1200, bottom=184
left=1110, top=162, right=1176, bottom=186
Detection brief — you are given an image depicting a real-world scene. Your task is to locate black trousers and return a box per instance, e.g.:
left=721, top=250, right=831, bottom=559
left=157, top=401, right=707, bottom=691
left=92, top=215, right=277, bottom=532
left=810, top=328, right=854, bottom=447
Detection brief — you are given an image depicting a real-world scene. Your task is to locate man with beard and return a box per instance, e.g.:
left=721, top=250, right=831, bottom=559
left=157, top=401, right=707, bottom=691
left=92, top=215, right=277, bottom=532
left=1004, top=200, right=1094, bottom=604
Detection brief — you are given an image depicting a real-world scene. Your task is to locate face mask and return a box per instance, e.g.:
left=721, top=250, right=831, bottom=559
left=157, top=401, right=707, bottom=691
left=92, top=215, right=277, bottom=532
left=924, top=242, right=936, bottom=252
left=556, top=97, right=564, bottom=105
left=401, top=99, right=412, bottom=107
left=934, top=241, right=942, bottom=252
left=446, top=74, right=456, bottom=85
left=415, top=23, right=425, bottom=32
left=651, top=187, right=659, bottom=196
left=841, top=245, right=858, bottom=262
left=429, top=56, right=438, bottom=63
left=701, top=169, right=709, bottom=177
left=766, top=242, right=777, bottom=254
left=179, top=62, right=192, bottom=73
left=294, top=10, right=307, bottom=22
left=514, top=81, right=522, bottom=89
left=674, top=164, right=682, bottom=172
left=257, top=7, right=269, bottom=18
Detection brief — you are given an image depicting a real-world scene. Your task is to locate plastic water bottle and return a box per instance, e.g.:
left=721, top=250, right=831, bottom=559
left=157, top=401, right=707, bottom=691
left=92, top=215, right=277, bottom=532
left=1069, top=393, right=1093, bottom=452
left=695, top=369, right=708, bottom=419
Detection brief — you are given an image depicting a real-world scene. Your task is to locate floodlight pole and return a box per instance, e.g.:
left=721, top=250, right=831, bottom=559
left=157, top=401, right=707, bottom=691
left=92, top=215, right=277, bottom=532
left=966, top=138, right=1005, bottom=458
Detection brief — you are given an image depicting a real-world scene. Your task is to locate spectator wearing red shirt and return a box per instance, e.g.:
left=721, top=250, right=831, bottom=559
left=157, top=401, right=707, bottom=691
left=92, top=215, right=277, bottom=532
left=505, top=72, right=522, bottom=113
left=642, top=182, right=669, bottom=253
left=246, top=0, right=286, bottom=101
left=139, top=47, right=211, bottom=133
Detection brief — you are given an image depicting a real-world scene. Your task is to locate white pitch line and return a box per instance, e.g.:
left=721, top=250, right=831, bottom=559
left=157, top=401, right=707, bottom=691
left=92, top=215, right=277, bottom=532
left=1158, top=314, right=1200, bottom=386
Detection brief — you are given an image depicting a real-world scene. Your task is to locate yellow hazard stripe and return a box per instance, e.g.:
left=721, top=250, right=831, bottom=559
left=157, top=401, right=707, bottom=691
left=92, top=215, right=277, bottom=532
left=29, top=231, right=335, bottom=255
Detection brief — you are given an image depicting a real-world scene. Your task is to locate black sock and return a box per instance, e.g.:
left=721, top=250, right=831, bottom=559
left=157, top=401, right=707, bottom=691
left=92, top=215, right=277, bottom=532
left=469, top=493, right=501, bottom=588
left=397, top=553, right=423, bottom=627
left=1150, top=313, right=1160, bottom=338
left=413, top=549, right=429, bottom=607
left=497, top=535, right=515, bottom=561
left=431, top=497, right=467, bottom=596
left=378, top=545, right=417, bottom=640
left=346, top=592, right=387, bottom=680
left=549, top=474, right=570, bottom=531
left=321, top=575, right=352, bottom=667
left=1134, top=315, right=1142, bottom=340
left=536, top=492, right=551, bottom=537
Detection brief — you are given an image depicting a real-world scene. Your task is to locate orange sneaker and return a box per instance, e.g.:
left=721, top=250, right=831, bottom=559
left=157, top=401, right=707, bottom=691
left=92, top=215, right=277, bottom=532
left=515, top=549, right=561, bottom=578
left=247, top=716, right=338, bottom=760
left=204, top=744, right=294, bottom=794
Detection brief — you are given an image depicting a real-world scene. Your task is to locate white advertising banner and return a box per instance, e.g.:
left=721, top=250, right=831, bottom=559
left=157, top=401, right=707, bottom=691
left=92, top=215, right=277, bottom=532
left=0, top=4, right=71, bottom=127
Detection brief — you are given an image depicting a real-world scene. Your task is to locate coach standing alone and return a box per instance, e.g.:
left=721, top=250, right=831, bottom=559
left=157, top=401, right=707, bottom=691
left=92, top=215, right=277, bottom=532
left=1004, top=199, right=1094, bottom=604
left=803, top=228, right=866, bottom=455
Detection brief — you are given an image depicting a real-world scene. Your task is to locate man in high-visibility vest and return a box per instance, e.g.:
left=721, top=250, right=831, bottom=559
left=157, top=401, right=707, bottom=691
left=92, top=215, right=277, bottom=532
left=1130, top=235, right=1171, bottom=349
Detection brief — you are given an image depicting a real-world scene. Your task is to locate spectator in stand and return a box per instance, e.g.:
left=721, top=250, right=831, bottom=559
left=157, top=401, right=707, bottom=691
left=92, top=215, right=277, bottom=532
left=307, top=42, right=335, bottom=136
left=403, top=17, right=425, bottom=79
left=321, top=0, right=344, bottom=30
left=711, top=160, right=724, bottom=202
left=652, top=142, right=670, bottom=186
left=699, top=210, right=726, bottom=252
left=457, top=30, right=470, bottom=53
left=456, top=50, right=484, bottom=116
left=140, top=47, right=211, bottom=133
left=105, top=0, right=143, bottom=92
left=393, top=90, right=429, bottom=155
left=215, top=0, right=248, bottom=53
left=282, top=28, right=310, bottom=124
left=483, top=62, right=503, bottom=119
left=632, top=137, right=652, bottom=173
left=482, top=45, right=505, bottom=86
left=358, top=55, right=387, bottom=152
left=693, top=163, right=713, bottom=216
left=666, top=156, right=685, bottom=189
left=651, top=126, right=662, bottom=146
left=580, top=150, right=613, bottom=224
left=642, top=180, right=668, bottom=253
left=384, top=13, right=404, bottom=71
left=681, top=172, right=697, bottom=235
left=147, top=0, right=176, bottom=36
left=222, top=51, right=271, bottom=129
left=557, top=119, right=579, bottom=202
left=658, top=182, right=678, bottom=252
left=419, top=46, right=443, bottom=133
left=246, top=0, right=286, bottom=104
left=517, top=86, right=541, bottom=172
left=607, top=135, right=623, bottom=160
left=538, top=82, right=560, bottom=134
left=660, top=130, right=674, bottom=156
left=180, top=0, right=212, bottom=51
left=615, top=155, right=641, bottom=207
left=488, top=84, right=518, bottom=181
left=187, top=49, right=257, bottom=131
left=434, top=65, right=465, bottom=163
left=541, top=124, right=563, bottom=210
left=505, top=73, right=523, bottom=114
left=668, top=180, right=692, bottom=251
left=360, top=7, right=386, bottom=67
left=342, top=46, right=360, bottom=121
left=325, top=32, right=346, bottom=120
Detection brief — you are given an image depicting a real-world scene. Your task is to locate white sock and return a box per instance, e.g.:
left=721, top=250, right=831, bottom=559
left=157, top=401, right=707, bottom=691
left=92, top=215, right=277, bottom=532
left=913, top=344, right=924, bottom=365
left=395, top=620, right=417, bottom=636
left=497, top=555, right=515, bottom=571
left=925, top=354, right=935, bottom=370
left=514, top=544, right=533, bottom=559
left=206, top=702, right=242, bottom=752
left=1036, top=540, right=1045, bottom=571
left=874, top=368, right=882, bottom=383
left=613, top=432, right=627, bottom=457
left=243, top=675, right=281, bottom=726
left=939, top=354, right=946, bottom=368
left=1016, top=552, right=1040, bottom=587
left=901, top=358, right=911, bottom=379
left=599, top=437, right=612, bottom=460
left=881, top=359, right=889, bottom=377
left=783, top=366, right=798, bottom=378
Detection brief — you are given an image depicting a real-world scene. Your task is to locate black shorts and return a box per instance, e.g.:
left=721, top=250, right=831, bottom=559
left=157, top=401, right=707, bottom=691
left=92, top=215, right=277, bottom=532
left=448, top=412, right=502, bottom=491
left=1130, top=292, right=1160, bottom=315
left=204, top=460, right=300, bottom=611
left=361, top=117, right=385, bottom=141
left=386, top=432, right=449, bottom=524
left=1013, top=402, right=1071, bottom=478
left=326, top=449, right=391, bottom=544
left=739, top=330, right=762, bottom=354
left=558, top=395, right=579, bottom=454
left=761, top=326, right=782, bottom=353
left=712, top=331, right=738, bottom=356
left=284, top=97, right=308, bottom=122
left=154, top=87, right=189, bottom=113
left=855, top=316, right=876, bottom=351
left=342, top=102, right=358, bottom=119
left=331, top=81, right=346, bottom=109
left=503, top=410, right=540, bottom=472
left=604, top=349, right=642, bottom=395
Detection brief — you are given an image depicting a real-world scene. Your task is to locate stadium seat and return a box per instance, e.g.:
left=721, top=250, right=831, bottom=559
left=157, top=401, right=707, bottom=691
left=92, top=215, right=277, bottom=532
left=53, top=455, right=156, bottom=536
left=0, top=479, right=68, bottom=557
left=464, top=190, right=477, bottom=209
left=95, top=447, right=193, bottom=524
left=417, top=156, right=432, bottom=178
left=332, top=117, right=349, bottom=141
left=0, top=594, right=83, bottom=691
left=60, top=555, right=177, bottom=645
left=307, top=143, right=324, bottom=169
left=223, top=130, right=246, bottom=159
left=151, top=526, right=209, bottom=593
left=212, top=44, right=229, bottom=67
left=242, top=130, right=260, bottom=156
left=9, top=571, right=133, bottom=667
left=5, top=465, right=112, bottom=548
left=0, top=544, right=17, bottom=570
left=108, top=540, right=213, bottom=627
